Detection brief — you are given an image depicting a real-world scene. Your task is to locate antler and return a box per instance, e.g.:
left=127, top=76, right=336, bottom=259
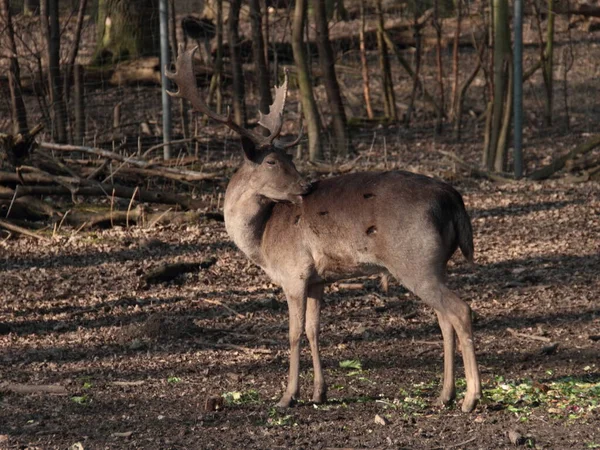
left=165, top=46, right=289, bottom=147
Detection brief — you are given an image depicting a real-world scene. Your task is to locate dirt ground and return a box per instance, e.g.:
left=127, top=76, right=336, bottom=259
left=1, top=8, right=600, bottom=450
left=1, top=150, right=599, bottom=449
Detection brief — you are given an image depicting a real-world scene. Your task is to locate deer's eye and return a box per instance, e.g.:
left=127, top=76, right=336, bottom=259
left=265, top=159, right=276, bottom=166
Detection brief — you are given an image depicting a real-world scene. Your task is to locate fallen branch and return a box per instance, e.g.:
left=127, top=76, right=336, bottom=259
left=528, top=134, right=600, bottom=181
left=506, top=327, right=552, bottom=343
left=0, top=184, right=204, bottom=210
left=144, top=257, right=217, bottom=284
left=0, top=218, right=50, bottom=241
left=0, top=382, right=67, bottom=395
left=201, top=298, right=244, bottom=318
left=40, top=142, right=220, bottom=182
left=439, top=151, right=515, bottom=182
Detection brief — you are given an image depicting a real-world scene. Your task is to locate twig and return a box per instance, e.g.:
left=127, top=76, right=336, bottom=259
left=202, top=298, right=244, bottom=318
left=0, top=219, right=50, bottom=241
left=126, top=186, right=139, bottom=228
left=439, top=150, right=515, bottom=182
left=0, top=383, right=67, bottom=395
left=507, top=327, right=552, bottom=343
left=110, top=380, right=146, bottom=387
left=431, top=436, right=477, bottom=449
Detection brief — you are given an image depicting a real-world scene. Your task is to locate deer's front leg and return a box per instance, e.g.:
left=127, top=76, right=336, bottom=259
left=306, top=283, right=326, bottom=403
left=276, top=283, right=307, bottom=408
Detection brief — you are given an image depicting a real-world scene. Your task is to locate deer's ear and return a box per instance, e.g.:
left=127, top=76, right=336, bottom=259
left=241, top=136, right=260, bottom=163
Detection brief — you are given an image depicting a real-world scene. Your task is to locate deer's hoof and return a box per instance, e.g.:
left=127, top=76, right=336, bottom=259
left=312, top=391, right=327, bottom=404
left=276, top=395, right=297, bottom=408
left=461, top=391, right=481, bottom=413
left=437, top=389, right=456, bottom=407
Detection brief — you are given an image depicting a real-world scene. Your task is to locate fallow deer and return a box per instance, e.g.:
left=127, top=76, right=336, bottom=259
left=166, top=48, right=482, bottom=412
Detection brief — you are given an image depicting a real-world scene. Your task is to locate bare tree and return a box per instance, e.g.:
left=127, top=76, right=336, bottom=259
left=249, top=0, right=272, bottom=127
left=228, top=0, right=247, bottom=126
left=1, top=0, right=29, bottom=135
left=483, top=0, right=512, bottom=172
left=292, top=0, right=322, bottom=161
left=359, top=0, right=373, bottom=120
left=41, top=0, right=68, bottom=143
left=312, top=0, right=350, bottom=157
left=375, top=0, right=396, bottom=122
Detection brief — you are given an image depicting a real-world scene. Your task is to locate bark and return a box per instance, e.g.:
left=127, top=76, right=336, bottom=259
left=63, top=0, right=88, bottom=102
left=312, top=0, right=350, bottom=157
left=484, top=0, right=512, bottom=173
left=543, top=0, right=555, bottom=126
left=42, top=0, right=68, bottom=143
left=206, top=0, right=224, bottom=115
left=228, top=0, right=247, bottom=126
left=249, top=0, right=272, bottom=126
left=450, top=0, right=463, bottom=122
left=376, top=0, right=397, bottom=122
left=0, top=0, right=29, bottom=135
left=93, top=0, right=160, bottom=65
left=405, top=8, right=423, bottom=127
left=433, top=0, right=445, bottom=134
left=359, top=0, right=373, bottom=120
left=292, top=0, right=322, bottom=161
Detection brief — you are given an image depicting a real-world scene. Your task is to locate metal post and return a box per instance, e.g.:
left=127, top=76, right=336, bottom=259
left=513, top=0, right=523, bottom=179
left=159, top=0, right=172, bottom=160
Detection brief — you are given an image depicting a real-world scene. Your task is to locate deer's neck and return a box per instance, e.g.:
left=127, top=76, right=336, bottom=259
left=224, top=173, right=273, bottom=268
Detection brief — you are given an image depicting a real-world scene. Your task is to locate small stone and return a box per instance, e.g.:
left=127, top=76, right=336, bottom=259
left=374, top=414, right=389, bottom=426
left=508, top=429, right=525, bottom=446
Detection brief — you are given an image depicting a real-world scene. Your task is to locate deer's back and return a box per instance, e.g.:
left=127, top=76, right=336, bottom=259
left=262, top=171, right=469, bottom=284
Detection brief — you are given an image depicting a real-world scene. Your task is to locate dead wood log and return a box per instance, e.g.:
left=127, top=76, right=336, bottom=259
left=0, top=184, right=204, bottom=210
left=0, top=219, right=50, bottom=241
left=65, top=208, right=221, bottom=229
left=439, top=151, right=515, bottom=182
left=144, top=257, right=217, bottom=284
left=0, top=383, right=68, bottom=395
left=40, top=142, right=219, bottom=182
left=0, top=124, right=44, bottom=167
left=528, top=134, right=600, bottom=181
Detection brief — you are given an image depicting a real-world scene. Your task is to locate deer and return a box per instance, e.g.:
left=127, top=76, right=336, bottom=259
left=165, top=48, right=482, bottom=413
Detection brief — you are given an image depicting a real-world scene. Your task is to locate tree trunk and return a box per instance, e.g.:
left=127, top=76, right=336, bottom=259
left=484, top=0, right=512, bottom=172
left=63, top=0, right=88, bottom=103
left=292, top=0, right=322, bottom=161
left=228, top=0, right=247, bottom=126
left=312, top=0, right=350, bottom=157
left=359, top=0, right=373, bottom=120
left=93, top=0, right=160, bottom=65
left=375, top=0, right=397, bottom=122
left=543, top=0, right=555, bottom=126
left=249, top=0, right=272, bottom=128
left=405, top=7, right=423, bottom=127
left=1, top=0, right=29, bottom=135
left=24, top=0, right=40, bottom=15
left=450, top=0, right=462, bottom=122
left=42, top=0, right=68, bottom=143
left=206, top=0, right=224, bottom=115
left=433, top=0, right=444, bottom=134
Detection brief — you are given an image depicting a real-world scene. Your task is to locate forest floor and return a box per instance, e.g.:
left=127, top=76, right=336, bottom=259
left=1, top=150, right=599, bottom=450
left=1, top=8, right=600, bottom=450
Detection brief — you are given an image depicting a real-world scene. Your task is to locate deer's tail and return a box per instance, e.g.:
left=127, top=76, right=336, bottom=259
left=452, top=194, right=475, bottom=265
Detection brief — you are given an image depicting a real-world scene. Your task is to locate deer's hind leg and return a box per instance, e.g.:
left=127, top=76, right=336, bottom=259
left=393, top=269, right=481, bottom=412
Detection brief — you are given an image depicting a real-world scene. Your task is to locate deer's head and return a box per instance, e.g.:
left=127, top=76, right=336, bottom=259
left=165, top=47, right=309, bottom=204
